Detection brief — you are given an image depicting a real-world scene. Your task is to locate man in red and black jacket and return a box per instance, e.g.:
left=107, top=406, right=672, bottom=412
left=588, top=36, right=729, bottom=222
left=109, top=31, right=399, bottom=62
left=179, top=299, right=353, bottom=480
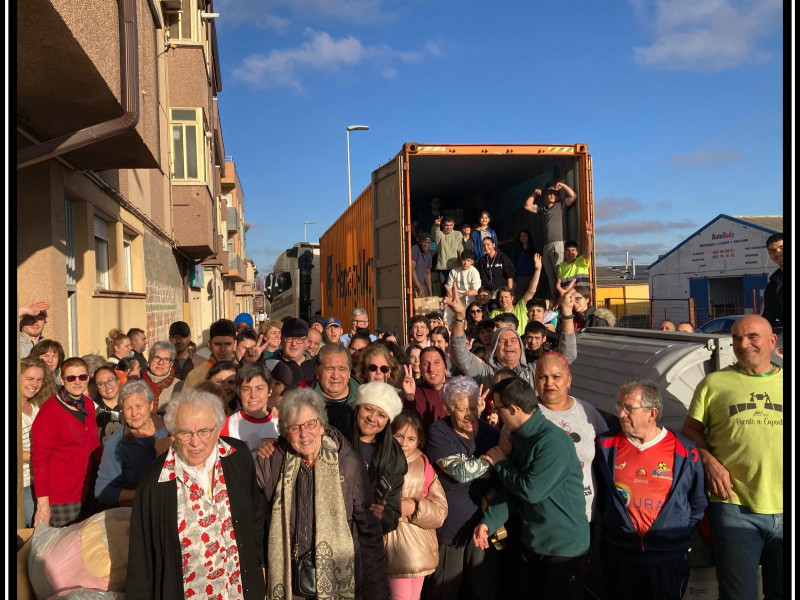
left=593, top=379, right=707, bottom=600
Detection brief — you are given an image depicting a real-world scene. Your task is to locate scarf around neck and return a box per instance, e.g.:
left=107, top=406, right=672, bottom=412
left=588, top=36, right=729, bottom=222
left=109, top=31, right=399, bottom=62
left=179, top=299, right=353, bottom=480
left=143, top=368, right=175, bottom=403
left=268, top=434, right=355, bottom=600
left=57, top=388, right=89, bottom=415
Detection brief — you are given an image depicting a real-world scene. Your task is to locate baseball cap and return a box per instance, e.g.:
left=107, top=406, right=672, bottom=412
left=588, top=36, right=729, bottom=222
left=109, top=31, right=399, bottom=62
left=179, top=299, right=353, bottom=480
left=546, top=186, right=559, bottom=193
left=309, top=315, right=325, bottom=327
left=281, top=318, right=309, bottom=338
left=169, top=321, right=191, bottom=337
left=323, top=317, right=342, bottom=328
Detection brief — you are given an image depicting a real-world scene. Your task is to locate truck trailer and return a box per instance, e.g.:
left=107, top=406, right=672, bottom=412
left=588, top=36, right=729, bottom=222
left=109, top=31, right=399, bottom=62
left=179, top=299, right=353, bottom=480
left=320, top=142, right=595, bottom=343
left=265, top=242, right=321, bottom=323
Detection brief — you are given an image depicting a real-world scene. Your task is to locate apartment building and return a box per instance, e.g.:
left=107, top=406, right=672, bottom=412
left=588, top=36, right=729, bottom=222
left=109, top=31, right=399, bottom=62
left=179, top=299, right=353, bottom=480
left=16, top=0, right=249, bottom=356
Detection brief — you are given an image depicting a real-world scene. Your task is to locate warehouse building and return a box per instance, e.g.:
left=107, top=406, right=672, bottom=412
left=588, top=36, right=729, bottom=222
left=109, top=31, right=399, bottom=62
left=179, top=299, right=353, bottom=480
left=648, top=215, right=782, bottom=327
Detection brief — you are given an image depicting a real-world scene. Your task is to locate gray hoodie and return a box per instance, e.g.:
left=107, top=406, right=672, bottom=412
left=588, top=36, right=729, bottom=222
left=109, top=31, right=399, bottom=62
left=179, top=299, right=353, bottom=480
left=450, top=327, right=576, bottom=387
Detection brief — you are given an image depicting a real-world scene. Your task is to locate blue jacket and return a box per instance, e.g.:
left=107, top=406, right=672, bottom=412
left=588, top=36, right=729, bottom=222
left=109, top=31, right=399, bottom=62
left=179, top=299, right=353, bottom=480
left=593, top=429, right=707, bottom=564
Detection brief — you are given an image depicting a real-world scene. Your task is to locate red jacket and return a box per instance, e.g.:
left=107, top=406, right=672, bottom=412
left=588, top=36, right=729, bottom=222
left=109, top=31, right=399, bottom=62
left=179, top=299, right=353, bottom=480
left=31, top=395, right=103, bottom=504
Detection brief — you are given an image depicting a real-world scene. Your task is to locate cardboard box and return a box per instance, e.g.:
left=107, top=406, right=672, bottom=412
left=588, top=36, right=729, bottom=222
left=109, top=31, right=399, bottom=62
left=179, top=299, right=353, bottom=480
left=413, top=296, right=442, bottom=315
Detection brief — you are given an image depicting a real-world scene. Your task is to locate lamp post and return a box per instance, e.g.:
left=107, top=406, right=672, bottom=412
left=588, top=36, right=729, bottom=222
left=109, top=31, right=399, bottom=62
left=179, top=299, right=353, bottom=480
left=346, top=125, right=369, bottom=206
left=303, top=220, right=315, bottom=242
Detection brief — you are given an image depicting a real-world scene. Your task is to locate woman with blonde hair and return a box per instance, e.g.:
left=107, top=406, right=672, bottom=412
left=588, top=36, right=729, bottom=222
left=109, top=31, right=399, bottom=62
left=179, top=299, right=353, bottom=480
left=106, top=328, right=132, bottom=365
left=20, top=356, right=57, bottom=526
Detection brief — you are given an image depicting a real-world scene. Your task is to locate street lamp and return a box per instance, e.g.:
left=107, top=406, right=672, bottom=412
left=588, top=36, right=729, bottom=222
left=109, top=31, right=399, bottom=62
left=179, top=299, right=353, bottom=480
left=303, top=220, right=316, bottom=242
left=346, top=125, right=369, bottom=206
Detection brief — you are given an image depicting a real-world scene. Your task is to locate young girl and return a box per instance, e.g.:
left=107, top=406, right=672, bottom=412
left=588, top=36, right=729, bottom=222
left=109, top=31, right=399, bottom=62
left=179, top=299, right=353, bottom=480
left=471, top=210, right=498, bottom=260
left=385, top=412, right=448, bottom=600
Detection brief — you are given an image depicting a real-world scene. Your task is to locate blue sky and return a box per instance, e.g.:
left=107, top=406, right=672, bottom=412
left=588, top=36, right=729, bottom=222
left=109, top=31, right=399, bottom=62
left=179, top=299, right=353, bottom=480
left=212, top=0, right=784, bottom=274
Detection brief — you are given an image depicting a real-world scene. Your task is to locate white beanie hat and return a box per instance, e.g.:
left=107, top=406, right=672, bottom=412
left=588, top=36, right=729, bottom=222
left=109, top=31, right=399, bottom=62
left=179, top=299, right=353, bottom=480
left=354, top=381, right=403, bottom=422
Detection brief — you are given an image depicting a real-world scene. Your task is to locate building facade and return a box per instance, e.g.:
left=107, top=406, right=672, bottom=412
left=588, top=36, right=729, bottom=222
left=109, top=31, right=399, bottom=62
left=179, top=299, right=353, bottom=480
left=648, top=215, right=782, bottom=327
left=17, top=0, right=251, bottom=356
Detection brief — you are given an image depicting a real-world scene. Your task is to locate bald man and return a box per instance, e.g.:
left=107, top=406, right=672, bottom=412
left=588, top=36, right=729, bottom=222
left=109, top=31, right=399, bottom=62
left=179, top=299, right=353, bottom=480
left=682, top=316, right=783, bottom=600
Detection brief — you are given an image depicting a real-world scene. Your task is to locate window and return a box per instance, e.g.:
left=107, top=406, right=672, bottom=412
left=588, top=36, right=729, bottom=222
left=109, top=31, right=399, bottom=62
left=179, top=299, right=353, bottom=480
left=170, top=108, right=204, bottom=181
left=166, top=0, right=198, bottom=41
left=123, top=234, right=133, bottom=292
left=94, top=217, right=110, bottom=290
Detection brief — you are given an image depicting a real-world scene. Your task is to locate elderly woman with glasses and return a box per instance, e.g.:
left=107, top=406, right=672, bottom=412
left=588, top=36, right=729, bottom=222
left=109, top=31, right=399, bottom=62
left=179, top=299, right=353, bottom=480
left=95, top=380, right=169, bottom=507
left=31, top=357, right=103, bottom=527
left=126, top=388, right=266, bottom=600
left=255, top=387, right=390, bottom=600
left=141, top=340, right=184, bottom=414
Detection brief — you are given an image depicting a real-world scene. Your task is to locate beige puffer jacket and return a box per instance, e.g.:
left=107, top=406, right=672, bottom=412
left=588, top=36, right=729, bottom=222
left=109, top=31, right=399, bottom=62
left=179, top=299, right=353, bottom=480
left=384, top=448, right=448, bottom=578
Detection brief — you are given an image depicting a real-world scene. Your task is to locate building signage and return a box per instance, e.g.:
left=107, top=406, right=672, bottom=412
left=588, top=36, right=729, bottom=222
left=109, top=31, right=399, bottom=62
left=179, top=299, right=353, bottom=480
left=688, top=224, right=765, bottom=272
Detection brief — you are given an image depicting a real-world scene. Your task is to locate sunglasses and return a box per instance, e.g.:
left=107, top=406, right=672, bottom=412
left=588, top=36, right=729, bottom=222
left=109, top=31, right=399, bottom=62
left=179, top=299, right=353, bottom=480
left=470, top=309, right=483, bottom=313
left=368, top=364, right=391, bottom=374
left=64, top=374, right=89, bottom=382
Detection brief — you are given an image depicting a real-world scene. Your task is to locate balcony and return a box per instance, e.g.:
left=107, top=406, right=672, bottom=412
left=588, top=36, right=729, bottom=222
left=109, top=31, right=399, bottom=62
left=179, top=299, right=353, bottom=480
left=17, top=0, right=160, bottom=169
left=225, top=253, right=246, bottom=282
left=173, top=186, right=216, bottom=258
left=226, top=206, right=240, bottom=232
left=202, top=235, right=228, bottom=274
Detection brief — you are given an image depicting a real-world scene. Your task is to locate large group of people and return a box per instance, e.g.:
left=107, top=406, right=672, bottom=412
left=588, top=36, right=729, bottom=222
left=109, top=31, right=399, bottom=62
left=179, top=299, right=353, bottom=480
left=16, top=223, right=784, bottom=600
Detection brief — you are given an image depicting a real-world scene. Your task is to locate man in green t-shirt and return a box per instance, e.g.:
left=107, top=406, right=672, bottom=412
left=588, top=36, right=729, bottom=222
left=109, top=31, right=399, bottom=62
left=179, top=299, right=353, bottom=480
left=556, top=222, right=593, bottom=288
left=489, top=254, right=542, bottom=335
left=682, top=315, right=783, bottom=600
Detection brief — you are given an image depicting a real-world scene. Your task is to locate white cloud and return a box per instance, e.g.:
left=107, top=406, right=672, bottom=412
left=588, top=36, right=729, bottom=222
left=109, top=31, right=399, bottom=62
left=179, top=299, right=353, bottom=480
left=632, top=0, right=782, bottom=72
left=594, top=196, right=644, bottom=221
left=663, top=140, right=744, bottom=168
left=232, top=30, right=442, bottom=90
left=213, top=0, right=398, bottom=31
left=596, top=219, right=696, bottom=235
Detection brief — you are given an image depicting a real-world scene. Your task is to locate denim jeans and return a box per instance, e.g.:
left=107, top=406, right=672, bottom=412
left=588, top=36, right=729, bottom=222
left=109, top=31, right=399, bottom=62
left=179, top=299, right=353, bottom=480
left=709, top=501, right=783, bottom=599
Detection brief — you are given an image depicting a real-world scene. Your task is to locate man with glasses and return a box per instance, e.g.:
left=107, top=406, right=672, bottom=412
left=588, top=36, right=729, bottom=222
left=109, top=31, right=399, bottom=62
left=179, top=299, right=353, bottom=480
left=183, top=319, right=238, bottom=389
left=475, top=377, right=589, bottom=600
left=271, top=317, right=315, bottom=387
left=340, top=308, right=377, bottom=346
left=142, top=341, right=184, bottom=414
left=594, top=380, right=706, bottom=600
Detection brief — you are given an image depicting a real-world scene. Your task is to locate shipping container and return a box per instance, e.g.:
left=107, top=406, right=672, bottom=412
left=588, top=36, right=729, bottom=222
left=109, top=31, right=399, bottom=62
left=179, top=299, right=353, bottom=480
left=320, top=143, right=595, bottom=343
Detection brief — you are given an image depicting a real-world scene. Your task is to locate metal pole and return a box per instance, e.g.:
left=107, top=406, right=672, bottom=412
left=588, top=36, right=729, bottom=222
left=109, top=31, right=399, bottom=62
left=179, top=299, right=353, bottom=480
left=346, top=129, right=352, bottom=206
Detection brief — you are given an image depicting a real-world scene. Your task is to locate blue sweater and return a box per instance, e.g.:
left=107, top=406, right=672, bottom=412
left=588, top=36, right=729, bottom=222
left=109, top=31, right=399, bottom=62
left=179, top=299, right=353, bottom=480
left=95, top=417, right=169, bottom=506
left=592, top=429, right=707, bottom=564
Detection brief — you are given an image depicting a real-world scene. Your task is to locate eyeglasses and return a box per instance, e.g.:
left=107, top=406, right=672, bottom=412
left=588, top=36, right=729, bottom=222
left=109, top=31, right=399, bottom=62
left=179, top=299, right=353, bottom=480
left=368, top=364, right=391, bottom=374
left=286, top=418, right=319, bottom=435
left=174, top=427, right=216, bottom=441
left=615, top=402, right=650, bottom=414
left=470, top=309, right=483, bottom=313
left=151, top=356, right=172, bottom=364
left=353, top=320, right=369, bottom=326
left=64, top=374, right=89, bottom=382
left=284, top=336, right=307, bottom=345
left=96, top=377, right=118, bottom=388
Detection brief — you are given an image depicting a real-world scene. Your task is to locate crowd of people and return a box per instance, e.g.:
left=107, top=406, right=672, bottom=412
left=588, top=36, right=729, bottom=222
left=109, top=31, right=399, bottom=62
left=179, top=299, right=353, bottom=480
left=16, top=225, right=784, bottom=600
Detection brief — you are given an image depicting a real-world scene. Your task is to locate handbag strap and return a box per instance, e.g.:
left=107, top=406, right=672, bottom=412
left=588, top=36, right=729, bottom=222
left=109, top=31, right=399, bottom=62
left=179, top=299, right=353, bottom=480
left=292, top=467, right=316, bottom=560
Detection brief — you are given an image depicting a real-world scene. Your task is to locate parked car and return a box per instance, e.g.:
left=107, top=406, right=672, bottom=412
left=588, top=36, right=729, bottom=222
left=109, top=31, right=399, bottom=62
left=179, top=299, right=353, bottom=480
left=696, top=315, right=745, bottom=334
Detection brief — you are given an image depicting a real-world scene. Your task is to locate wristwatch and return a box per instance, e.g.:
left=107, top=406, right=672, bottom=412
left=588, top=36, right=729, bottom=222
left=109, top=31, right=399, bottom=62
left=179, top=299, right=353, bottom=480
left=561, top=314, right=575, bottom=320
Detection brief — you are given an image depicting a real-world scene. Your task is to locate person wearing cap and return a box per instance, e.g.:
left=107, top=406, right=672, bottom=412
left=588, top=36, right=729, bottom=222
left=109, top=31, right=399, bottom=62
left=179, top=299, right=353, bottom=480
left=351, top=381, right=409, bottom=535
left=234, top=312, right=254, bottom=333
left=272, top=318, right=315, bottom=387
left=267, top=361, right=294, bottom=413
left=168, top=321, right=195, bottom=380
left=19, top=306, right=49, bottom=358
left=340, top=308, right=378, bottom=346
left=182, top=319, right=238, bottom=389
left=308, top=315, right=325, bottom=334
left=411, top=233, right=434, bottom=297
left=322, top=316, right=344, bottom=344
left=524, top=181, right=578, bottom=300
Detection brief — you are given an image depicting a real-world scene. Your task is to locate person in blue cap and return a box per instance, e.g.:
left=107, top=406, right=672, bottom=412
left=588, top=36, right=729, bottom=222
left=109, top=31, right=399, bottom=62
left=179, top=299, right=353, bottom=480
left=234, top=313, right=254, bottom=333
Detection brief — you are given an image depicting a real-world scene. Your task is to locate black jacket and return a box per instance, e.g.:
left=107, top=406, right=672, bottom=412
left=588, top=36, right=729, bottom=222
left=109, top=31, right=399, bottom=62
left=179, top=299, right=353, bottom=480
left=126, top=436, right=266, bottom=600
left=477, top=250, right=516, bottom=292
left=762, top=268, right=783, bottom=328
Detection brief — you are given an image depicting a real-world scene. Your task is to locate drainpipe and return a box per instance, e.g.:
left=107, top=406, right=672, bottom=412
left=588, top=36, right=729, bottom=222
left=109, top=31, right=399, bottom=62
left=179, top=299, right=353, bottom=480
left=17, top=0, right=140, bottom=169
